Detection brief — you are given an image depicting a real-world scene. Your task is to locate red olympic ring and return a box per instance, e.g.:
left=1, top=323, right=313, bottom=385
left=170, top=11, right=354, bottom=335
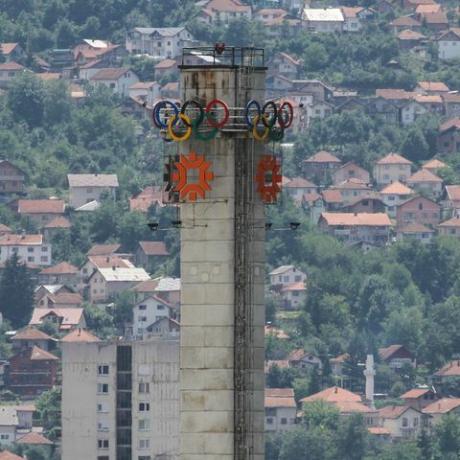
left=278, top=101, right=294, bottom=129
left=205, top=99, right=230, bottom=129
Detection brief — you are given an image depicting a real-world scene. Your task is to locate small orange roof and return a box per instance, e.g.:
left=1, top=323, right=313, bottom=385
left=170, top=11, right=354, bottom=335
left=88, top=255, right=133, bottom=269
left=265, top=396, right=296, bottom=408
left=11, top=327, right=53, bottom=341
left=398, top=222, right=434, bottom=233
left=415, top=3, right=441, bottom=13
left=304, top=151, right=341, bottom=164
left=285, top=177, right=316, bottom=188
left=398, top=29, right=426, bottom=40
left=155, top=58, right=176, bottom=69
left=378, top=405, right=414, bottom=419
left=418, top=81, right=449, bottom=92
left=138, top=241, right=169, bottom=256
left=414, top=94, right=443, bottom=105
left=440, top=117, right=460, bottom=133
left=390, top=16, right=421, bottom=26
left=87, top=243, right=121, bottom=256
left=0, top=61, right=25, bottom=71
left=0, top=43, right=20, bottom=54
left=334, top=400, right=376, bottom=414
left=380, top=181, right=414, bottom=195
left=0, top=234, right=42, bottom=246
left=320, top=212, right=392, bottom=227
left=330, top=353, right=349, bottom=363
left=0, top=451, right=25, bottom=460
left=40, top=261, right=78, bottom=275
left=407, top=169, right=442, bottom=183
left=17, top=431, right=53, bottom=445
left=423, top=158, right=447, bottom=170
left=43, top=216, right=71, bottom=229
left=132, top=278, right=160, bottom=293
left=423, top=398, right=460, bottom=414
left=401, top=388, right=431, bottom=399
left=29, top=345, right=58, bottom=361
left=376, top=153, right=412, bottom=165
left=434, top=360, right=460, bottom=377
left=281, top=281, right=306, bottom=292
left=266, top=388, right=295, bottom=398
left=368, top=427, right=391, bottom=435
left=439, top=216, right=460, bottom=228
left=61, top=328, right=100, bottom=343
left=301, top=386, right=361, bottom=404
left=446, top=185, right=460, bottom=201
left=0, top=224, right=12, bottom=233
left=18, top=199, right=65, bottom=215
left=322, top=189, right=343, bottom=203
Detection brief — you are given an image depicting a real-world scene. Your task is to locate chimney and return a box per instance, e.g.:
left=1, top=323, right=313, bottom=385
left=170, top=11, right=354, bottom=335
left=364, top=354, right=376, bottom=409
left=112, top=266, right=116, bottom=271
left=106, top=256, right=110, bottom=263
left=334, top=387, right=338, bottom=393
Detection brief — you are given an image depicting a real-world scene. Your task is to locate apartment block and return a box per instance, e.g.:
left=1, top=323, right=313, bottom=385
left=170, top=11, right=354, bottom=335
left=61, top=332, right=179, bottom=460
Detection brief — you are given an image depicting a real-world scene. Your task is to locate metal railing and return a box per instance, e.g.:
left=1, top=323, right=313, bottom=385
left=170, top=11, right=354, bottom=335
left=181, top=46, right=265, bottom=68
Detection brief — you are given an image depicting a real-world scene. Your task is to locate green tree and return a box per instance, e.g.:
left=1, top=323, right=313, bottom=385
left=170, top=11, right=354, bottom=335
left=303, top=400, right=340, bottom=430
left=336, top=414, right=368, bottom=460
left=434, top=413, right=460, bottom=459
left=7, top=73, right=45, bottom=127
left=0, top=253, right=35, bottom=327
left=35, top=387, right=61, bottom=440
left=400, top=126, right=430, bottom=163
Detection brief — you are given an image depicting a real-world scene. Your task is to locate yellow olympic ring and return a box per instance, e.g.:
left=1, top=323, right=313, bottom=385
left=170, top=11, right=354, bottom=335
left=167, top=113, right=192, bottom=142
left=252, top=115, right=270, bottom=141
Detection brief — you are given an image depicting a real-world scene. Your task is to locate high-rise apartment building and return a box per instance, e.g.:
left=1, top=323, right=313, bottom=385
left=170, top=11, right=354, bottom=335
left=61, top=330, right=179, bottom=460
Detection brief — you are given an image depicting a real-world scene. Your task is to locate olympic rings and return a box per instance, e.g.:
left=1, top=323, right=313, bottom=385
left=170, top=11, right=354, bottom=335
left=194, top=123, right=219, bottom=141
left=252, top=115, right=270, bottom=141
left=153, top=100, right=179, bottom=129
left=245, top=100, right=261, bottom=128
left=181, top=100, right=205, bottom=128
left=205, top=99, right=229, bottom=129
left=167, top=113, right=192, bottom=142
left=262, top=101, right=278, bottom=128
left=278, top=101, right=294, bottom=129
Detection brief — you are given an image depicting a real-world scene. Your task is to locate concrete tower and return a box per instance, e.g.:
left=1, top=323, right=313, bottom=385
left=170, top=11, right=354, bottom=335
left=178, top=48, right=266, bottom=460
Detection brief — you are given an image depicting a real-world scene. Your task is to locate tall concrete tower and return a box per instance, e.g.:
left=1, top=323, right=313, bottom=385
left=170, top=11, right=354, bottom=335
left=177, top=47, right=267, bottom=460
left=364, top=354, right=375, bottom=408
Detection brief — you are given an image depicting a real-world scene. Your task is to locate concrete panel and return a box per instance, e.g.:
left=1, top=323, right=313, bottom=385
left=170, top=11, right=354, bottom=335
left=181, top=305, right=234, bottom=327
left=181, top=369, right=234, bottom=390
left=182, top=410, right=234, bottom=433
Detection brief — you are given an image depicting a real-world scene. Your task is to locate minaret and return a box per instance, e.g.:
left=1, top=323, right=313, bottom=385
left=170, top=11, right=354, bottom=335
left=364, top=354, right=375, bottom=408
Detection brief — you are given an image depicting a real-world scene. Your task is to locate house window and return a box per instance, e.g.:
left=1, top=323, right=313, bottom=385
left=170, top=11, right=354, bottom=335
left=281, top=418, right=287, bottom=425
left=97, top=383, right=109, bottom=394
left=294, top=275, right=301, bottom=282
left=98, top=365, right=109, bottom=375
left=97, top=457, right=109, bottom=460
left=27, top=247, right=34, bottom=253
left=139, top=382, right=150, bottom=393
left=27, top=257, right=34, bottom=262
left=138, top=457, right=151, bottom=460
left=293, top=291, right=299, bottom=297
left=266, top=417, right=273, bottom=424
left=139, top=402, right=150, bottom=411
left=283, top=276, right=289, bottom=282
left=157, top=304, right=165, bottom=310
left=110, top=83, right=115, bottom=89
left=98, top=439, right=109, bottom=449
left=139, top=419, right=150, bottom=431
left=402, top=417, right=409, bottom=427
left=41, top=256, right=48, bottom=262
left=418, top=203, right=423, bottom=210
left=0, top=434, right=9, bottom=440
left=414, top=417, right=419, bottom=427
left=139, top=439, right=150, bottom=449
left=138, top=316, right=147, bottom=322
left=139, top=304, right=147, bottom=310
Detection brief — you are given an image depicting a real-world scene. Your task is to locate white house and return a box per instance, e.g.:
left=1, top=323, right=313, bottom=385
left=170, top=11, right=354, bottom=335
left=125, top=27, right=193, bottom=59
left=88, top=267, right=150, bottom=303
left=132, top=294, right=171, bottom=338
left=0, top=234, right=52, bottom=266
left=380, top=181, right=414, bottom=218
left=0, top=406, right=18, bottom=445
left=341, top=7, right=364, bottom=32
left=437, top=28, right=460, bottom=61
left=67, top=174, right=119, bottom=209
left=200, top=0, right=252, bottom=25
left=280, top=282, right=307, bottom=310
left=265, top=388, right=297, bottom=432
left=373, top=153, right=413, bottom=187
left=0, top=62, right=26, bottom=89
left=378, top=405, right=424, bottom=439
left=301, top=8, right=344, bottom=33
left=269, top=265, right=307, bottom=289
left=89, top=68, right=139, bottom=97
left=128, top=82, right=160, bottom=107
left=400, top=100, right=427, bottom=125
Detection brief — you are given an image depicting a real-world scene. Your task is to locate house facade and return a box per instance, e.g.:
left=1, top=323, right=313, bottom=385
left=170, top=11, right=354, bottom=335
left=302, top=8, right=344, bottom=32
left=89, top=68, right=139, bottom=97
left=373, top=153, right=413, bottom=187
left=269, top=265, right=307, bottom=290
left=0, top=160, right=25, bottom=194
left=265, top=388, right=297, bottom=432
left=396, top=196, right=440, bottom=228
left=125, top=27, right=193, bottom=59
left=302, top=151, right=342, bottom=184
left=437, top=118, right=460, bottom=154
left=67, top=174, right=119, bottom=209
left=378, top=345, right=416, bottom=369
left=132, top=295, right=171, bottom=338
left=378, top=405, right=424, bottom=439
left=437, top=28, right=460, bottom=61
left=0, top=234, right=52, bottom=266
left=17, top=199, right=65, bottom=227
left=332, top=162, right=370, bottom=185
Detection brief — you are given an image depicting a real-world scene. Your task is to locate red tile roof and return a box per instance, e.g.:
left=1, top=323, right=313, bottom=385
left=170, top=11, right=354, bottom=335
left=335, top=400, right=376, bottom=414
left=29, top=308, right=84, bottom=328
left=376, top=153, right=413, bottom=165
left=281, top=281, right=306, bottom=292
left=132, top=278, right=160, bottom=293
left=40, top=261, right=78, bottom=275
left=439, top=118, right=460, bottom=133
left=380, top=181, right=414, bottom=195
left=401, top=388, right=431, bottom=399
left=266, top=388, right=294, bottom=398
left=418, top=81, right=449, bottom=92
left=90, top=68, right=133, bottom=81
left=0, top=451, right=26, bottom=460
left=0, top=43, right=20, bottom=54
left=0, top=61, right=25, bottom=71
left=423, top=398, right=460, bottom=414
left=398, top=29, right=426, bottom=40
left=88, top=243, right=121, bottom=256
left=205, top=0, right=251, bottom=13
left=29, top=345, right=58, bottom=361
left=87, top=255, right=133, bottom=269
left=378, top=405, right=414, bottom=419
left=11, top=327, right=53, bottom=341
left=129, top=186, right=164, bottom=212
left=17, top=431, right=53, bottom=445
left=43, top=216, right=71, bottom=229
left=434, top=360, right=460, bottom=377
left=368, top=427, right=391, bottom=435
left=407, top=169, right=442, bottom=183
left=61, top=328, right=100, bottom=343
left=379, top=344, right=409, bottom=361
left=390, top=16, right=421, bottom=26
left=423, top=11, right=448, bottom=24
left=265, top=388, right=296, bottom=408
left=301, top=386, right=361, bottom=404
left=341, top=6, right=364, bottom=18
left=332, top=178, right=371, bottom=190
left=285, top=177, right=316, bottom=188
left=138, top=241, right=169, bottom=256
left=155, top=59, right=177, bottom=69
left=321, top=189, right=343, bottom=203
left=304, top=151, right=341, bottom=164
left=423, top=158, right=447, bottom=170
left=49, top=292, right=83, bottom=306
left=445, top=185, right=460, bottom=201
left=0, top=234, right=43, bottom=246
left=376, top=89, right=415, bottom=100
left=414, top=94, right=443, bottom=105
left=415, top=3, right=441, bottom=13
left=0, top=224, right=12, bottom=233
left=438, top=217, right=460, bottom=228
left=320, top=212, right=392, bottom=227
left=18, top=199, right=65, bottom=214
left=398, top=222, right=434, bottom=233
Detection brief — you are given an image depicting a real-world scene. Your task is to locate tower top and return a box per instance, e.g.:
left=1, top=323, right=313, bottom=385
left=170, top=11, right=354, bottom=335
left=180, top=45, right=266, bottom=69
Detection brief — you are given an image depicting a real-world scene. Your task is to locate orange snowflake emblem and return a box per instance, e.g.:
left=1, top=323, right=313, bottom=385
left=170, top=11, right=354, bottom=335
left=172, top=151, right=214, bottom=202
left=255, top=155, right=282, bottom=204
